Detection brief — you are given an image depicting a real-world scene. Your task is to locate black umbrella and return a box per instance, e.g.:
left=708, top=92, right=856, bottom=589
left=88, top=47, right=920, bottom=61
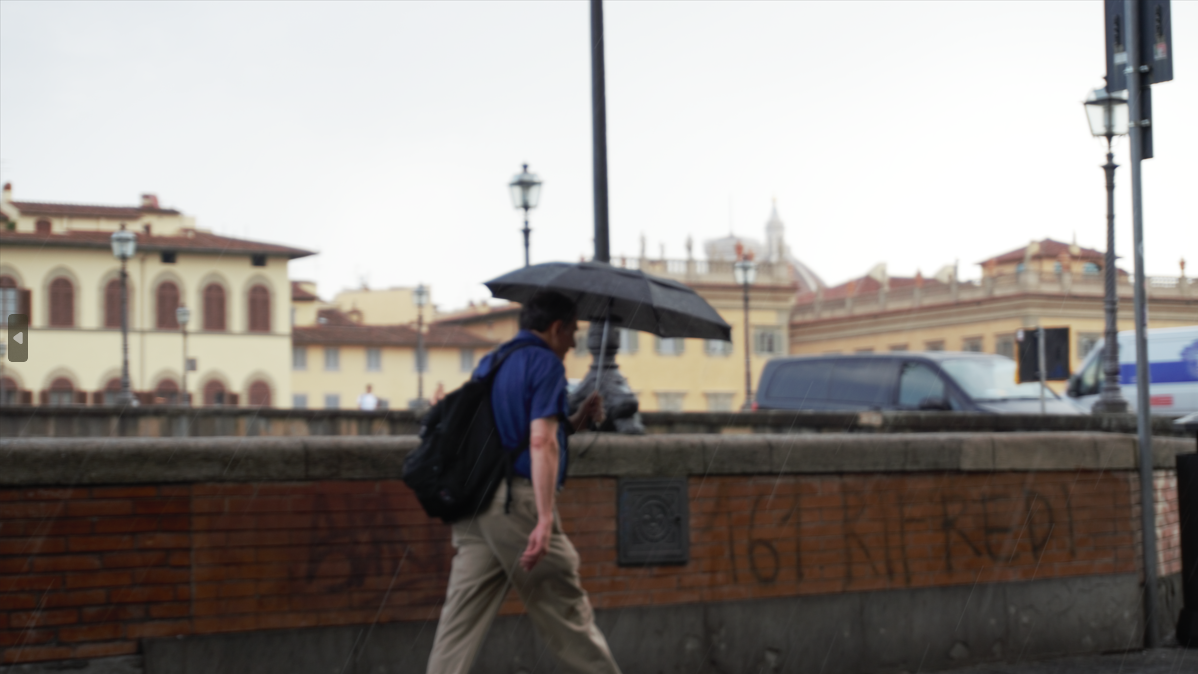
left=485, top=261, right=733, bottom=394
left=484, top=261, right=732, bottom=341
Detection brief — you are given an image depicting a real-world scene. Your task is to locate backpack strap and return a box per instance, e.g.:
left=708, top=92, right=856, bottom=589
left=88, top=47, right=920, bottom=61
left=479, top=342, right=542, bottom=515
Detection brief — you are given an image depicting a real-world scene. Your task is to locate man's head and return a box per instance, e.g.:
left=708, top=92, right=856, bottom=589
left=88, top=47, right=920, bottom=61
left=366, top=384, right=372, bottom=393
left=519, top=291, right=578, bottom=359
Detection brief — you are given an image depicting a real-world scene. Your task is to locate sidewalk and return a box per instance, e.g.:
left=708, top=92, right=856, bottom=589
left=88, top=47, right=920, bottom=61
left=946, top=648, right=1193, bottom=674
left=1, top=649, right=1193, bottom=673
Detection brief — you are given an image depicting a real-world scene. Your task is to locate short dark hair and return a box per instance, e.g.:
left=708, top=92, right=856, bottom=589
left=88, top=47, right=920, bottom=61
left=519, top=291, right=577, bottom=331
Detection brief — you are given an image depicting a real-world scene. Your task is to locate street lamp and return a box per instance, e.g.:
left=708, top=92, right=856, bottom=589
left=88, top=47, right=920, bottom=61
left=508, top=164, right=543, bottom=267
left=1084, top=86, right=1130, bottom=414
left=733, top=245, right=758, bottom=411
left=411, top=283, right=429, bottom=410
left=110, top=225, right=137, bottom=406
left=176, top=305, right=191, bottom=406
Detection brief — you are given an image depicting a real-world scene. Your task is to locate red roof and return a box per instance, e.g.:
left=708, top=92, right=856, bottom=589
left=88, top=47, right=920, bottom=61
left=434, top=303, right=522, bottom=325
left=981, top=238, right=1104, bottom=265
left=0, top=229, right=314, bottom=259
left=10, top=200, right=181, bottom=218
left=291, top=281, right=319, bottom=302
left=293, top=322, right=497, bottom=348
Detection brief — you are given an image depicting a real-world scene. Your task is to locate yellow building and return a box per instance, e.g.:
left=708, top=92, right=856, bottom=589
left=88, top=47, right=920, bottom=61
left=788, top=239, right=1197, bottom=391
left=0, top=183, right=311, bottom=407
left=289, top=287, right=496, bottom=410
left=438, top=202, right=821, bottom=412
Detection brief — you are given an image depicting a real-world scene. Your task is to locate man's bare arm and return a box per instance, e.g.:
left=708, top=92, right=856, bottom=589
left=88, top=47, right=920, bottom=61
left=521, top=416, right=560, bottom=571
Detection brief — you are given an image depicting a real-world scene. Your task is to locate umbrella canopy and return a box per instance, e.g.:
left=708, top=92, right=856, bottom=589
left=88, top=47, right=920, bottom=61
left=484, top=261, right=732, bottom=341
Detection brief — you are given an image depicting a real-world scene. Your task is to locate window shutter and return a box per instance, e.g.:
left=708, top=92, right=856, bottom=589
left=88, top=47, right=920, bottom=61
left=49, top=278, right=74, bottom=327
left=105, top=280, right=122, bottom=328
left=74, top=391, right=88, bottom=405
left=203, top=284, right=226, bottom=331
left=248, top=285, right=270, bottom=332
left=39, top=390, right=49, bottom=405
left=227, top=393, right=239, bottom=406
left=92, top=391, right=105, bottom=405
left=248, top=381, right=271, bottom=406
left=157, top=282, right=179, bottom=329
left=18, top=289, right=31, bottom=323
left=20, top=391, right=32, bottom=405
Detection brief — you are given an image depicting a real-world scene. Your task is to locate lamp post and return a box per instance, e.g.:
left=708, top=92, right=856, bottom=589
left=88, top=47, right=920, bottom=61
left=733, top=247, right=757, bottom=411
left=412, top=284, right=429, bottom=409
left=1084, top=86, right=1130, bottom=414
left=176, top=305, right=191, bottom=406
left=509, top=164, right=543, bottom=267
left=110, top=225, right=137, bottom=406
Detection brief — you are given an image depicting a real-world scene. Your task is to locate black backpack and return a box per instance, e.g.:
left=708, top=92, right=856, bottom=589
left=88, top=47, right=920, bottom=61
left=402, top=343, right=535, bottom=523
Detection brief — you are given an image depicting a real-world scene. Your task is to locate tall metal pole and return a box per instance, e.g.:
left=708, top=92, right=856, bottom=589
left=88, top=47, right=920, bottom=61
left=181, top=323, right=189, bottom=406
left=1037, top=325, right=1047, bottom=416
left=741, top=280, right=752, bottom=411
left=1126, top=0, right=1159, bottom=648
left=1095, top=137, right=1128, bottom=413
left=590, top=0, right=610, bottom=264
left=522, top=210, right=531, bottom=267
left=416, top=307, right=425, bottom=403
left=118, top=257, right=132, bottom=406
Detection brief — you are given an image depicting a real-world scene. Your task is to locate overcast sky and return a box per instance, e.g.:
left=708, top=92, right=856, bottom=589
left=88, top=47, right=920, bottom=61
left=2, top=1, right=1194, bottom=311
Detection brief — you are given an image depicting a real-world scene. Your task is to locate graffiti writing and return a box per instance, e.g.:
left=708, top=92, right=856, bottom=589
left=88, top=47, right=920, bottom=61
left=725, top=478, right=1080, bottom=589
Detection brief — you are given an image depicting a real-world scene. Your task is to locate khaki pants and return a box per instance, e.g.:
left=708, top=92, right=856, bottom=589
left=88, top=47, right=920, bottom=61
left=426, top=478, right=621, bottom=674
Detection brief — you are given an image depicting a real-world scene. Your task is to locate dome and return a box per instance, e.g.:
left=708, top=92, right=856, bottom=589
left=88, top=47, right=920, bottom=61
left=703, top=201, right=824, bottom=294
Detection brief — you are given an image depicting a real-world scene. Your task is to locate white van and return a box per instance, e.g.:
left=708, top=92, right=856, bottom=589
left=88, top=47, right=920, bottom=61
left=1067, top=326, right=1198, bottom=415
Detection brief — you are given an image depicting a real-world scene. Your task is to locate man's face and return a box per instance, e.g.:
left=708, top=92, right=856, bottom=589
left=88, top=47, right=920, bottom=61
left=544, top=317, right=578, bottom=360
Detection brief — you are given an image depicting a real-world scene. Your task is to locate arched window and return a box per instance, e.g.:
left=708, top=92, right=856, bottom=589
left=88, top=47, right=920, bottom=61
left=0, top=377, right=18, bottom=405
left=154, top=379, right=179, bottom=405
left=36, top=218, right=51, bottom=235
left=157, top=282, right=180, bottom=329
left=0, top=275, right=21, bottom=324
left=203, top=284, right=226, bottom=331
left=203, top=380, right=227, bottom=406
left=248, top=380, right=271, bottom=407
left=49, top=277, right=74, bottom=327
left=248, top=285, right=270, bottom=332
left=103, top=378, right=122, bottom=406
left=104, top=279, right=122, bottom=328
left=48, top=377, right=74, bottom=406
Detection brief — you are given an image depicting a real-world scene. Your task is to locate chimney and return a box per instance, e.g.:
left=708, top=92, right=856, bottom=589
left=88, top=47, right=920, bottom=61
left=140, top=193, right=159, bottom=209
left=1, top=182, right=11, bottom=204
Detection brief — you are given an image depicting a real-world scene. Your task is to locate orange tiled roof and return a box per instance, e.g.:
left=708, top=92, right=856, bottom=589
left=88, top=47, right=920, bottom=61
left=0, top=229, right=314, bottom=259
left=981, top=238, right=1104, bottom=265
left=293, top=321, right=497, bottom=348
left=10, top=200, right=181, bottom=218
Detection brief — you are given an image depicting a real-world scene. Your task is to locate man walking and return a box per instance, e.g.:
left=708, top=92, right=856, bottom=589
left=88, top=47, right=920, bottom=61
left=426, top=291, right=621, bottom=674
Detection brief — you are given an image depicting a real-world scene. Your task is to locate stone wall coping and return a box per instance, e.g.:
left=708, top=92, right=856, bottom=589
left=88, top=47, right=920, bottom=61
left=2, top=407, right=1188, bottom=437
left=1, top=433, right=1192, bottom=486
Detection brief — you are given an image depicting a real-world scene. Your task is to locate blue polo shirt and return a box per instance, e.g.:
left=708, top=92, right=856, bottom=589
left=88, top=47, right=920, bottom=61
left=473, top=331, right=569, bottom=487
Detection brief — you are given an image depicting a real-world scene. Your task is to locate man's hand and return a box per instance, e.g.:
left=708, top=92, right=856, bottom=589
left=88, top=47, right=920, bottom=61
left=570, top=392, right=605, bottom=432
left=521, top=518, right=553, bottom=571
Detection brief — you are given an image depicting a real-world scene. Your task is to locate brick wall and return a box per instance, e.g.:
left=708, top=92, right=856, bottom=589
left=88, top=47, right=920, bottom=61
left=0, top=470, right=1166, bottom=665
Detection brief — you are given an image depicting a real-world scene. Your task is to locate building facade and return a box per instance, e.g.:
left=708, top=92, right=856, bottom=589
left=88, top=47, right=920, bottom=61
left=438, top=202, right=819, bottom=412
left=289, top=290, right=496, bottom=410
left=788, top=239, right=1196, bottom=391
left=0, top=184, right=311, bottom=407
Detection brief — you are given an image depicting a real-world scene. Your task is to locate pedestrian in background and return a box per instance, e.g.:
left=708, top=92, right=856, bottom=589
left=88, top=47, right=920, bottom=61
left=358, top=384, right=379, bottom=411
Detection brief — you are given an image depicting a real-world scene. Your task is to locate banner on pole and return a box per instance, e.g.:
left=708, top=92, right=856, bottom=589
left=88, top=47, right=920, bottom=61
left=1106, top=0, right=1173, bottom=92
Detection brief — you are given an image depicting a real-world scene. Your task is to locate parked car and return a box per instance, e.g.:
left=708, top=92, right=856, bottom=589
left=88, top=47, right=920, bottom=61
left=755, top=352, right=1081, bottom=414
left=1067, top=325, right=1198, bottom=415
